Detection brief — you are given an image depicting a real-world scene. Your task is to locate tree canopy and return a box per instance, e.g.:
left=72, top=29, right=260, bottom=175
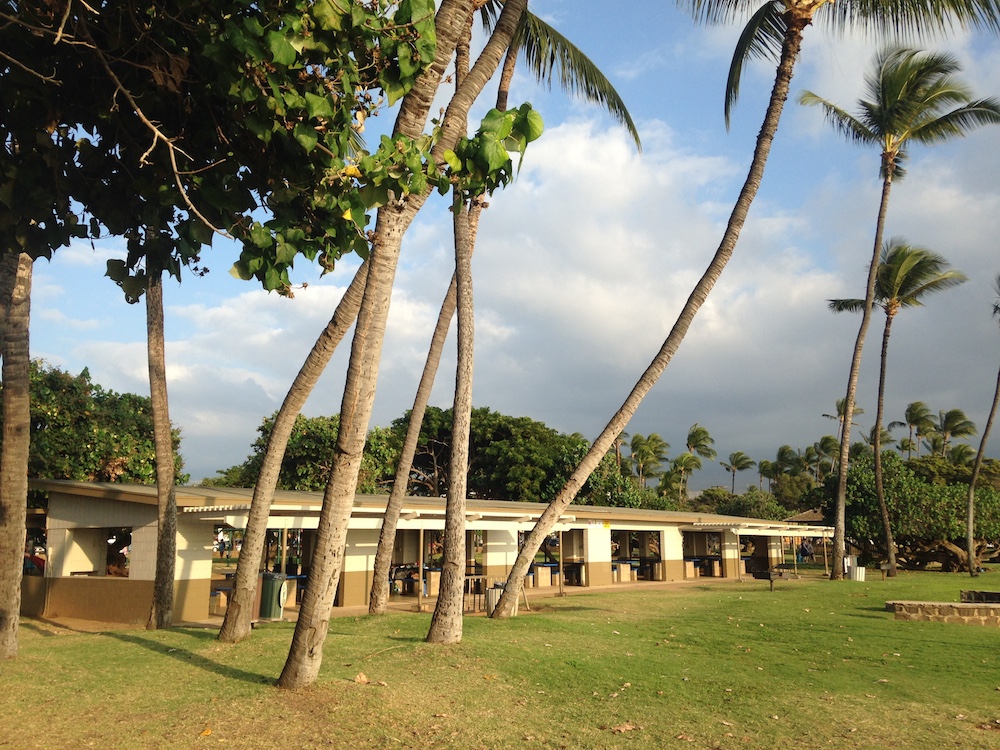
left=0, top=360, right=187, bottom=486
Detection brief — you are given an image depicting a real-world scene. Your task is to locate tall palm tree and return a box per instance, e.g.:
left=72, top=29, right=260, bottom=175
left=903, top=400, right=935, bottom=458
left=756, top=458, right=778, bottom=491
left=492, top=0, right=1000, bottom=618
left=830, top=239, right=968, bottom=575
left=966, top=274, right=1000, bottom=577
left=721, top=450, right=756, bottom=492
left=802, top=45, right=1000, bottom=578
left=936, top=408, right=977, bottom=453
left=814, top=435, right=840, bottom=479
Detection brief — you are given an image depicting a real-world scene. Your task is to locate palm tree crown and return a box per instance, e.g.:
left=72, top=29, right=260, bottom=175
left=829, top=239, right=968, bottom=319
left=801, top=46, right=1000, bottom=180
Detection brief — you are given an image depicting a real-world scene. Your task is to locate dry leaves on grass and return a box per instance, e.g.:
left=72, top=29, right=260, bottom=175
left=611, top=722, right=638, bottom=734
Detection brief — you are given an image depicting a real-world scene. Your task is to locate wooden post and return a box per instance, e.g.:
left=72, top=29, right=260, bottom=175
left=417, top=528, right=424, bottom=612
left=558, top=530, right=565, bottom=597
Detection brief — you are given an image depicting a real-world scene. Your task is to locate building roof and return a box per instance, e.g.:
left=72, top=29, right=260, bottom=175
left=29, top=479, right=831, bottom=537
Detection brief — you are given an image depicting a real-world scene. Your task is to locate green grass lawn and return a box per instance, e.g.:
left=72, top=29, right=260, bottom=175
left=4, top=571, right=999, bottom=749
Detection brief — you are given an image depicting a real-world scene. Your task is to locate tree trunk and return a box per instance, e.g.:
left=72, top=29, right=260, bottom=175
left=219, top=261, right=368, bottom=642
left=494, top=19, right=809, bottom=618
left=426, top=198, right=474, bottom=645
left=873, top=313, right=897, bottom=577
left=966, top=360, right=1000, bottom=577
left=277, top=0, right=525, bottom=688
left=0, top=252, right=31, bottom=660
left=832, top=170, right=894, bottom=580
left=145, top=274, right=177, bottom=629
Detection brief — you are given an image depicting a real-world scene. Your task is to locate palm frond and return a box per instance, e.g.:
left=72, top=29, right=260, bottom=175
left=829, top=298, right=866, bottom=313
left=823, top=0, right=1000, bottom=37
left=725, top=0, right=786, bottom=129
left=799, top=91, right=878, bottom=146
left=517, top=13, right=641, bottom=149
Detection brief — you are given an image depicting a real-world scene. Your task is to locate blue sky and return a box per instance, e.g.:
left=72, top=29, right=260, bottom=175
left=30, top=2, right=1000, bottom=490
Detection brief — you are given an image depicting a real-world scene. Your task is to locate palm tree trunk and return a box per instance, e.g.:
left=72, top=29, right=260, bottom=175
left=219, top=261, right=368, bottom=642
left=369, top=270, right=455, bottom=613
left=873, top=313, right=898, bottom=577
left=832, top=171, right=894, bottom=580
left=277, top=0, right=527, bottom=688
left=493, top=19, right=809, bottom=618
left=966, top=362, right=1000, bottom=577
left=426, top=198, right=475, bottom=644
left=145, top=273, right=178, bottom=629
left=0, top=252, right=31, bottom=659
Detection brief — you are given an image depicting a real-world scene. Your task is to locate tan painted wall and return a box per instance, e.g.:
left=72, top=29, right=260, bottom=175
left=42, top=578, right=210, bottom=624
left=20, top=575, right=45, bottom=616
left=482, top=528, right=518, bottom=580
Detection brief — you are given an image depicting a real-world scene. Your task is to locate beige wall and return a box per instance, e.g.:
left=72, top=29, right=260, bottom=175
left=482, top=528, right=518, bottom=580
left=41, top=578, right=210, bottom=624
left=583, top=524, right=612, bottom=587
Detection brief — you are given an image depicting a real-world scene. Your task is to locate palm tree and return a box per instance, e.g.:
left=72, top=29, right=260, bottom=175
left=922, top=431, right=945, bottom=456
left=830, top=239, right=968, bottom=575
left=686, top=423, right=717, bottom=461
left=672, top=452, right=703, bottom=502
left=721, top=451, right=756, bottom=492
left=966, top=274, right=1000, bottom=577
left=629, top=433, right=670, bottom=487
left=278, top=0, right=529, bottom=688
left=492, top=0, right=1000, bottom=618
left=936, top=408, right=977, bottom=454
left=372, top=3, right=643, bottom=620
left=903, top=401, right=935, bottom=458
left=823, top=399, right=864, bottom=445
left=802, top=45, right=1000, bottom=579
left=756, top=458, right=778, bottom=491
left=814, top=435, right=840, bottom=479
left=948, top=443, right=976, bottom=465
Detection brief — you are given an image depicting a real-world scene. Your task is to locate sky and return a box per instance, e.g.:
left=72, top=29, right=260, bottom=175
left=29, top=1, right=1000, bottom=491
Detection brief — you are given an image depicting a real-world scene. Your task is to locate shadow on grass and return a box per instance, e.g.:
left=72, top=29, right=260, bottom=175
left=102, top=630, right=275, bottom=685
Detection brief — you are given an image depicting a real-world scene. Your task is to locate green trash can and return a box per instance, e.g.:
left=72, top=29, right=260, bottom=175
left=259, top=572, right=288, bottom=620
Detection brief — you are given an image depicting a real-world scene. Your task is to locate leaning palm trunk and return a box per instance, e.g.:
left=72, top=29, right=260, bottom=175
left=368, top=268, right=458, bottom=613
left=494, top=19, right=808, bottom=618
left=219, top=261, right=368, bottom=642
left=426, top=198, right=475, bottom=644
left=831, top=169, right=894, bottom=580
left=0, top=252, right=32, bottom=659
left=146, top=274, right=178, bottom=629
left=872, top=311, right=898, bottom=576
left=966, top=362, right=1000, bottom=576
left=277, top=0, right=527, bottom=689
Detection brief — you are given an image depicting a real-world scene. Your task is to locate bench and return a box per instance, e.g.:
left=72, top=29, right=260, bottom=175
left=751, top=564, right=796, bottom=591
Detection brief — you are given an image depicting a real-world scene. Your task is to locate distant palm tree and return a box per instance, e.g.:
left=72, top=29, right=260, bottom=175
left=814, top=435, right=840, bottom=479
left=672, top=452, right=702, bottom=502
left=775, top=444, right=803, bottom=476
left=628, top=432, right=670, bottom=487
left=966, top=274, right=1000, bottom=577
left=904, top=401, right=935, bottom=458
left=922, top=431, right=945, bottom=456
left=804, top=46, right=1000, bottom=579
left=831, top=240, right=967, bottom=576
left=686, top=423, right=717, bottom=461
left=949, top=443, right=976, bottom=465
left=721, top=451, right=756, bottom=492
left=897, top=436, right=917, bottom=456
left=756, top=459, right=777, bottom=491
left=823, top=399, right=864, bottom=446
left=936, top=408, right=977, bottom=454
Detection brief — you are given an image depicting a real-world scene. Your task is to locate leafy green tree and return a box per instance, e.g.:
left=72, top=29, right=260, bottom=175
left=803, top=45, right=999, bottom=578
left=717, top=486, right=787, bottom=521
left=210, top=413, right=398, bottom=494
left=824, top=452, right=1000, bottom=570
left=720, top=451, right=756, bottom=492
left=2, top=361, right=187, bottom=484
left=686, top=423, right=717, bottom=461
